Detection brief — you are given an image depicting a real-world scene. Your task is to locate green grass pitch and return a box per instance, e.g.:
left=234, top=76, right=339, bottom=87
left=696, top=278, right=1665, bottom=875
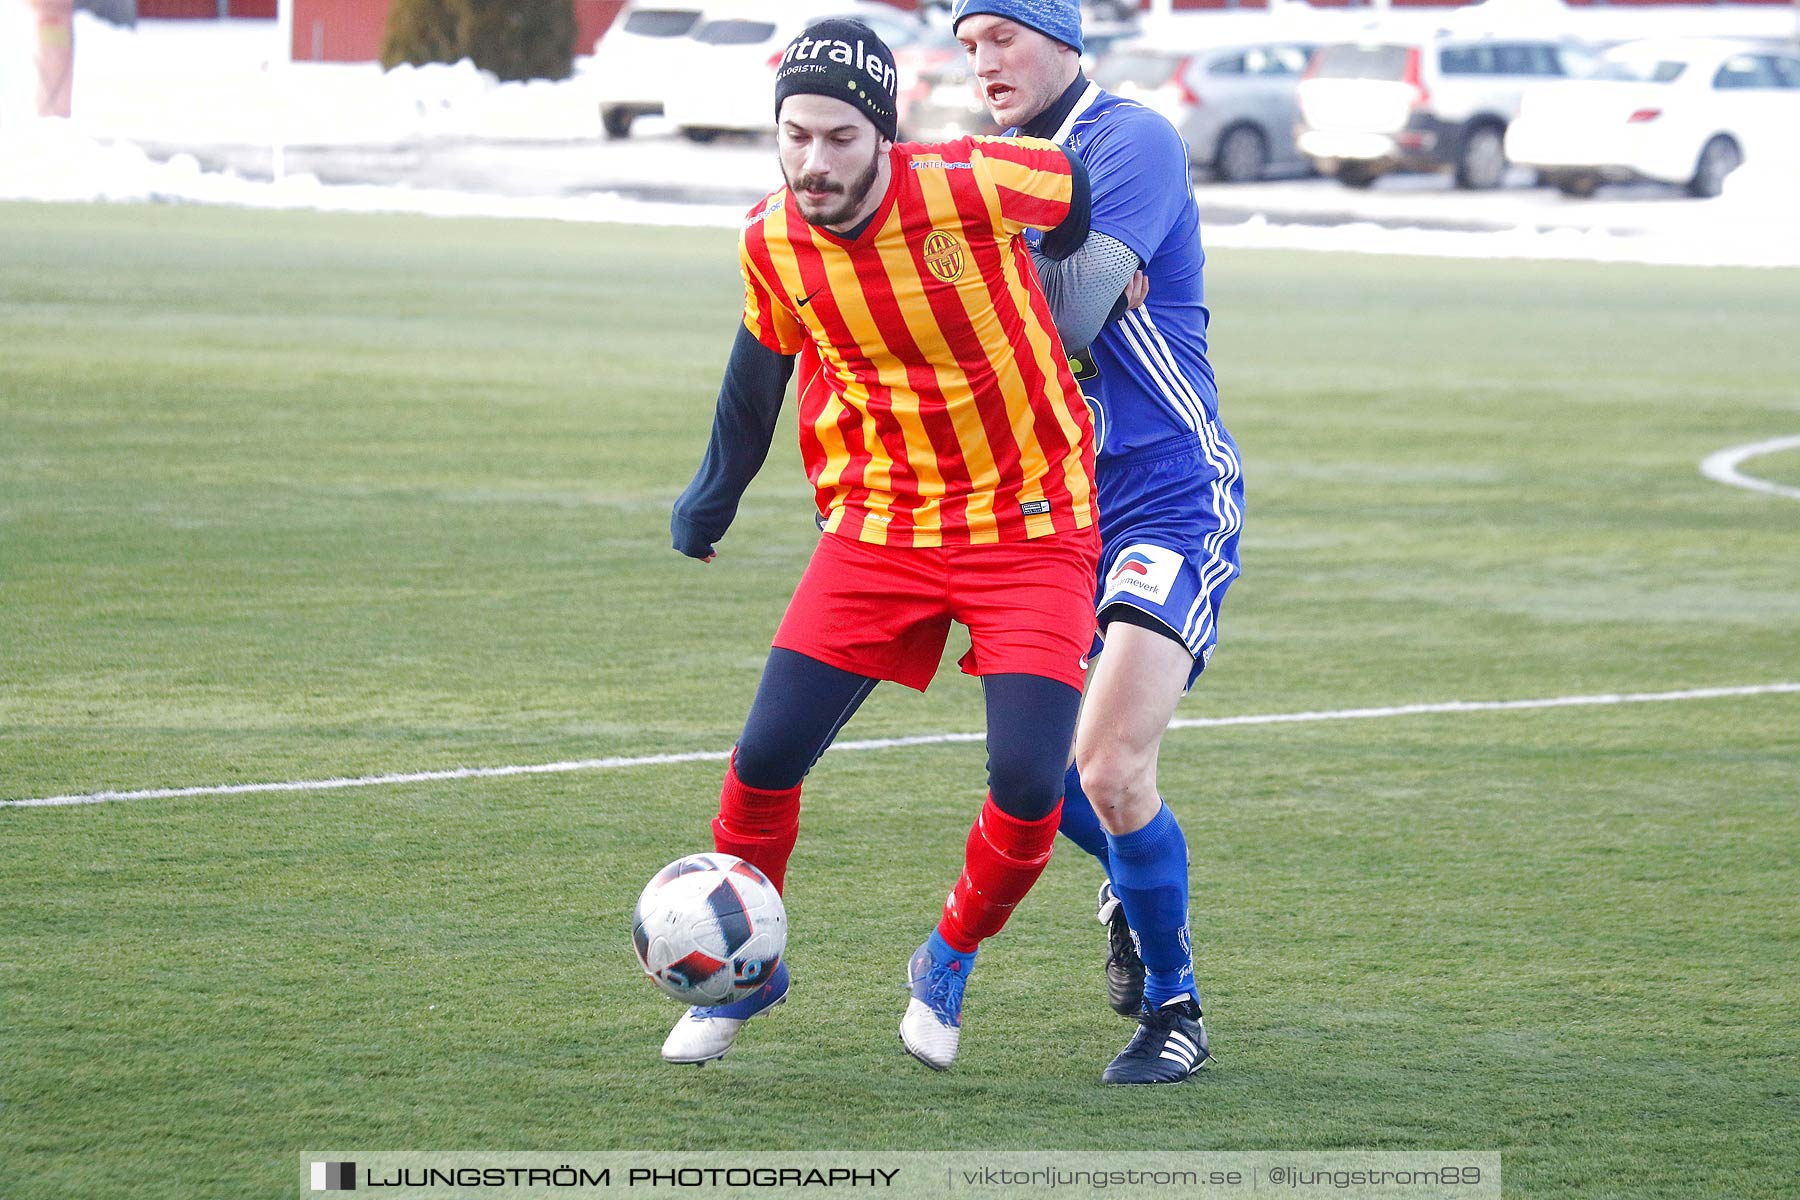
left=2, top=201, right=1796, bottom=1199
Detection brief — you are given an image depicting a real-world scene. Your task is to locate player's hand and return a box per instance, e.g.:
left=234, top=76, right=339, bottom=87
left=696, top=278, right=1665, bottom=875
left=1123, top=270, right=1149, bottom=312
left=670, top=514, right=718, bottom=562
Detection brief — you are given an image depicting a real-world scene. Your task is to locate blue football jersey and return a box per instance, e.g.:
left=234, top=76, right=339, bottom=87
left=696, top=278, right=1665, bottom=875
left=1036, top=83, right=1225, bottom=464
left=1019, top=82, right=1244, bottom=684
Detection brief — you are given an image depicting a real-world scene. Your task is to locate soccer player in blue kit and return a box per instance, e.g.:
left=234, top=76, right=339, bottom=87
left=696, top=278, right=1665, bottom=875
left=952, top=0, right=1245, bottom=1084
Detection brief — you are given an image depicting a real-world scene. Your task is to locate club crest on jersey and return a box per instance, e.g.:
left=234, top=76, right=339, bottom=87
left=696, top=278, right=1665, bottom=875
left=1104, top=543, right=1184, bottom=603
left=921, top=230, right=964, bottom=283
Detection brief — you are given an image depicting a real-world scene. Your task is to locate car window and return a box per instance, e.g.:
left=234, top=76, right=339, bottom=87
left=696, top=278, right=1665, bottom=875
left=1440, top=45, right=1494, bottom=76
left=1492, top=44, right=1541, bottom=76
left=1209, top=53, right=1247, bottom=77
left=1096, top=51, right=1184, bottom=89
left=1556, top=43, right=1605, bottom=79
left=1310, top=44, right=1409, bottom=80
left=1531, top=44, right=1566, bottom=76
left=1713, top=55, right=1779, bottom=90
left=1246, top=45, right=1308, bottom=76
left=622, top=9, right=702, bottom=38
left=693, top=19, right=777, bottom=46
left=1774, top=56, right=1800, bottom=88
left=1594, top=52, right=1686, bottom=84
left=1274, top=45, right=1315, bottom=75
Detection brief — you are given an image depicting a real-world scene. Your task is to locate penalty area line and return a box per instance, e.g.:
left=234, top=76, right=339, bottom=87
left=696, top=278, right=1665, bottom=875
left=6, top=681, right=1799, bottom=811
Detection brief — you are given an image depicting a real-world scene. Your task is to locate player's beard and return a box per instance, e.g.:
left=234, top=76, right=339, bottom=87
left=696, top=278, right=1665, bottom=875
left=785, top=147, right=883, bottom=230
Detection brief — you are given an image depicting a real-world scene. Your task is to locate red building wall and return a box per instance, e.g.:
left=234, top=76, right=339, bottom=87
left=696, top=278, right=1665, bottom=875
left=575, top=0, right=626, bottom=54
left=289, top=0, right=385, bottom=61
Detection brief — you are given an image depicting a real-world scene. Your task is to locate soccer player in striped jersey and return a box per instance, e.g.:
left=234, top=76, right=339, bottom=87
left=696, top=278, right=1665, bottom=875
left=665, top=19, right=1100, bottom=1072
left=953, top=0, right=1246, bottom=1084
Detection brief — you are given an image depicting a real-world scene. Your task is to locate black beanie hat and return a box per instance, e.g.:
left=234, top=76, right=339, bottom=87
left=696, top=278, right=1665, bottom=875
left=773, top=18, right=899, bottom=143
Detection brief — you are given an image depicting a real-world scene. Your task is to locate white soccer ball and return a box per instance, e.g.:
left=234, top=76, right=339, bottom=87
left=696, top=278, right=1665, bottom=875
left=632, top=853, right=787, bottom=1005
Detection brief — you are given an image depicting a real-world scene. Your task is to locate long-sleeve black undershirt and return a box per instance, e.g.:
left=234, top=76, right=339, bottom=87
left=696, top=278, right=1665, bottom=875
left=670, top=323, right=795, bottom=559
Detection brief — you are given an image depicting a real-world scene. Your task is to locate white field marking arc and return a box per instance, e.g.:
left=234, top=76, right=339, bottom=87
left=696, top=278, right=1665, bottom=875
left=1700, top=435, right=1800, bottom=501
left=6, top=682, right=1798, bottom=811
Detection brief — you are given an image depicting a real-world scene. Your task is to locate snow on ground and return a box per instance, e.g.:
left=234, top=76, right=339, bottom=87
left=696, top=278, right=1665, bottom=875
left=0, top=117, right=741, bottom=227
left=1, top=5, right=1797, bottom=267
left=3, top=8, right=609, bottom=144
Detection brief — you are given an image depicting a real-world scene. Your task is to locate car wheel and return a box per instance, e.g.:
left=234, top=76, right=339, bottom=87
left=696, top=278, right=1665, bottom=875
left=1553, top=172, right=1600, bottom=199
left=602, top=107, right=634, bottom=140
left=1335, top=163, right=1380, bottom=189
left=1214, top=125, right=1268, bottom=184
left=1687, top=136, right=1740, bottom=199
left=1454, top=123, right=1507, bottom=190
left=682, top=127, right=720, bottom=144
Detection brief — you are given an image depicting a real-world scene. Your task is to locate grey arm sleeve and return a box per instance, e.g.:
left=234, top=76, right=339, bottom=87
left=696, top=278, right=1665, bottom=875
left=1030, top=230, right=1142, bottom=353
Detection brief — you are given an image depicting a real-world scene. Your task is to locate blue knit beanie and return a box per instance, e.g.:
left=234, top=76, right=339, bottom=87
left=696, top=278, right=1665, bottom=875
left=951, top=0, right=1083, bottom=55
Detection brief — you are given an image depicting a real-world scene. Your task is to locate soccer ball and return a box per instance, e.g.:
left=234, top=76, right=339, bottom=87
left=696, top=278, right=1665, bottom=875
left=632, top=853, right=787, bottom=1005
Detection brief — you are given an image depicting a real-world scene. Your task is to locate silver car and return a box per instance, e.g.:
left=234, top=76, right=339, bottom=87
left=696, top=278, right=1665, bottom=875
left=1093, top=39, right=1318, bottom=182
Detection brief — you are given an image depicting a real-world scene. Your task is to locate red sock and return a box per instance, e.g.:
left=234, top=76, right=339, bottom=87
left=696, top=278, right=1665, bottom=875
left=937, top=795, right=1061, bottom=953
left=711, top=756, right=801, bottom=894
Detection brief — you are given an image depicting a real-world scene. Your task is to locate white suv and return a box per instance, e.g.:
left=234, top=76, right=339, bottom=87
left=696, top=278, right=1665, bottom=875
left=1296, top=37, right=1588, bottom=189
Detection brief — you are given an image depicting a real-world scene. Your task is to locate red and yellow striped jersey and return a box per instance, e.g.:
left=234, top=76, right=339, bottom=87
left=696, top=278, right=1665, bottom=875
left=738, top=136, right=1095, bottom=547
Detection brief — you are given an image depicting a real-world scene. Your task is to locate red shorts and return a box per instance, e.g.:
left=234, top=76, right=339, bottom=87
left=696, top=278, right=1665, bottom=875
left=772, top=528, right=1100, bottom=693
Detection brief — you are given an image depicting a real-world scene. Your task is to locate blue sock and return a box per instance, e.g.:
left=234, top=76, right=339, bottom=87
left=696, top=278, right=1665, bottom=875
left=925, top=928, right=977, bottom=971
left=1056, top=763, right=1112, bottom=868
left=1105, top=802, right=1195, bottom=1008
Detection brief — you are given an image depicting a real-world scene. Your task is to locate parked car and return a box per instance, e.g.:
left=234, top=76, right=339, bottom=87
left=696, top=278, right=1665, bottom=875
left=897, top=28, right=1002, bottom=141
left=663, top=2, right=933, bottom=142
left=1295, top=36, right=1594, bottom=189
left=1093, top=38, right=1318, bottom=182
left=1506, top=38, right=1800, bottom=198
left=897, top=14, right=1141, bottom=143
left=592, top=3, right=706, bottom=139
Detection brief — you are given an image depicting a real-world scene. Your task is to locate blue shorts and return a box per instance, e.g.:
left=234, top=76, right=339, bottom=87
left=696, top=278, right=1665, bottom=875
left=1090, top=430, right=1244, bottom=689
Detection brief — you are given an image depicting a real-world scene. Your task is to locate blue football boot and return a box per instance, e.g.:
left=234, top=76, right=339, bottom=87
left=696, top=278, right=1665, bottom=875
left=898, top=936, right=972, bottom=1071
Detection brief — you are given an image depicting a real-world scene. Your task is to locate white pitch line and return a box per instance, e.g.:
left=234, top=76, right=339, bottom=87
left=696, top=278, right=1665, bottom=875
left=1700, top=435, right=1800, bottom=501
left=7, top=682, right=1798, bottom=811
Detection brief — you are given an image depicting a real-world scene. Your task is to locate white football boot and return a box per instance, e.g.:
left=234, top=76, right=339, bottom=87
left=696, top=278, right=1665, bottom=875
left=661, top=961, right=789, bottom=1065
left=898, top=939, right=971, bottom=1071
